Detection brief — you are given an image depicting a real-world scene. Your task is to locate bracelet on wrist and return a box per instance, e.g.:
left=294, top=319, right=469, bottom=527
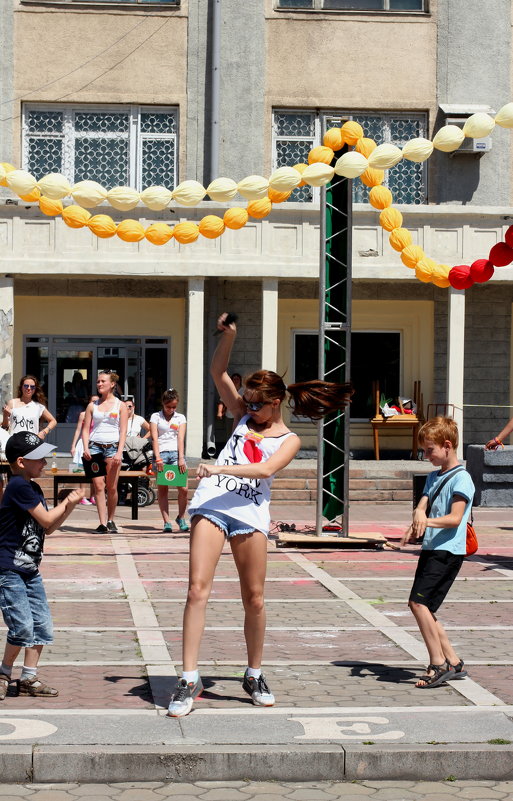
left=495, top=437, right=505, bottom=448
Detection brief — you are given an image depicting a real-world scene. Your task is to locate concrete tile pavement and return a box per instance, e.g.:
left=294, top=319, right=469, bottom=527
left=0, top=500, right=513, bottom=782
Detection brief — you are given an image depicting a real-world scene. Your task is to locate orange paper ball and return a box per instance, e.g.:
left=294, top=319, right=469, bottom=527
left=116, top=219, right=145, bottom=242
left=389, top=227, right=412, bottom=252
left=341, top=120, right=364, bottom=146
left=431, top=264, right=452, bottom=288
left=400, top=245, right=425, bottom=269
left=323, top=128, right=344, bottom=151
left=293, top=163, right=308, bottom=187
left=199, top=215, right=225, bottom=239
left=247, top=198, right=272, bottom=219
left=224, top=207, right=249, bottom=229
left=87, top=214, right=117, bottom=238
left=355, top=138, right=377, bottom=158
left=449, top=265, right=474, bottom=290
left=39, top=196, right=63, bottom=216
left=145, top=223, right=173, bottom=246
left=268, top=187, right=292, bottom=203
left=369, top=186, right=393, bottom=210
left=380, top=208, right=403, bottom=232
left=415, top=257, right=436, bottom=283
left=20, top=187, right=41, bottom=203
left=308, top=146, right=334, bottom=166
left=360, top=168, right=385, bottom=188
left=173, top=222, right=199, bottom=244
left=62, top=205, right=92, bottom=228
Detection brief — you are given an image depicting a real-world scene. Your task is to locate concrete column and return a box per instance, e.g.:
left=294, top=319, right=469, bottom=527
left=446, top=287, right=465, bottom=459
left=0, top=277, right=14, bottom=404
left=186, top=278, right=205, bottom=458
left=0, top=2, right=14, bottom=164
left=261, top=279, right=278, bottom=371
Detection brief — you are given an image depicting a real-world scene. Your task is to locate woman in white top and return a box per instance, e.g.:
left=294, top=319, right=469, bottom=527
left=70, top=394, right=99, bottom=506
left=2, top=375, right=56, bottom=440
left=126, top=400, right=150, bottom=438
left=150, top=389, right=188, bottom=533
left=82, top=371, right=128, bottom=534
left=167, top=313, right=352, bottom=718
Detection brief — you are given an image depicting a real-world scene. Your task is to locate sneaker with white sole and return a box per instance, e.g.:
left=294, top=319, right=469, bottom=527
left=167, top=676, right=203, bottom=717
left=242, top=670, right=275, bottom=706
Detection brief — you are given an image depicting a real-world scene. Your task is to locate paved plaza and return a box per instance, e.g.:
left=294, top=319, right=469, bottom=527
left=0, top=500, right=512, bottom=784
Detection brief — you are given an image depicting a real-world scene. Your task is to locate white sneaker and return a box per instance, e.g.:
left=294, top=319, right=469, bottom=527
left=242, top=670, right=275, bottom=706
left=167, top=676, right=203, bottom=717
left=80, top=498, right=92, bottom=505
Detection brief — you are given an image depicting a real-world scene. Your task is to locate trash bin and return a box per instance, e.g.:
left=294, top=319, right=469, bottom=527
left=413, top=474, right=427, bottom=509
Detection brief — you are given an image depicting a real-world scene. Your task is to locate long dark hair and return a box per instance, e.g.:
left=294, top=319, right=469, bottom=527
left=17, top=375, right=47, bottom=406
left=243, top=370, right=352, bottom=420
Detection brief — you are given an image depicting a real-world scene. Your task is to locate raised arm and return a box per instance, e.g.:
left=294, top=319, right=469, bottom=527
left=485, top=416, right=513, bottom=449
left=29, top=489, right=85, bottom=536
left=2, top=399, right=13, bottom=430
left=211, top=313, right=246, bottom=421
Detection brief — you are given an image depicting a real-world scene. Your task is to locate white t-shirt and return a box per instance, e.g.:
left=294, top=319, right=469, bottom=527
left=189, top=414, right=297, bottom=536
left=8, top=401, right=46, bottom=435
left=150, top=411, right=186, bottom=452
left=127, top=414, right=147, bottom=436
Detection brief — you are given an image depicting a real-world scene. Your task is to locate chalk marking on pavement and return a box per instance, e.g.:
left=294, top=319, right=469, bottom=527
left=0, top=719, right=57, bottom=740
left=286, top=551, right=506, bottom=707
left=292, top=716, right=404, bottom=740
left=111, top=535, right=176, bottom=705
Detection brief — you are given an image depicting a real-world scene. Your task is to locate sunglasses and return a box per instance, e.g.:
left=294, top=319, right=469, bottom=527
left=23, top=384, right=36, bottom=390
left=243, top=398, right=269, bottom=412
left=126, top=405, right=134, bottom=409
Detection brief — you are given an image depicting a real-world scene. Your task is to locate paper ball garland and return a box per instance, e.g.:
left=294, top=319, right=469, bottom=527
left=323, top=127, right=344, bottom=151
left=334, top=152, right=368, bottom=178
left=292, top=164, right=308, bottom=187
left=106, top=186, right=140, bottom=211
left=0, top=163, right=16, bottom=187
left=237, top=175, right=269, bottom=200
left=463, top=113, right=495, bottom=138
left=489, top=242, right=513, bottom=266
left=247, top=198, right=272, bottom=219
left=145, top=222, right=174, bottom=245
left=341, top=120, right=364, bottom=146
left=401, top=245, right=425, bottom=269
left=268, top=167, right=301, bottom=192
left=495, top=103, right=513, bottom=128
left=470, top=259, right=494, bottom=283
left=431, top=264, right=452, bottom=288
left=308, top=146, right=334, bottom=165
left=6, top=170, right=37, bottom=197
left=198, top=215, right=225, bottom=238
left=20, top=187, right=41, bottom=203
left=140, top=186, right=173, bottom=211
left=402, top=137, right=434, bottom=163
left=360, top=168, right=385, bottom=188
left=173, top=221, right=200, bottom=244
left=268, top=187, right=292, bottom=203
left=72, top=181, right=108, bottom=208
left=389, top=227, right=412, bottom=252
left=367, top=144, right=403, bottom=170
left=62, top=205, right=91, bottom=228
left=87, top=214, right=117, bottom=238
left=449, top=265, right=474, bottom=290
left=224, top=207, right=249, bottom=229
left=39, top=196, right=63, bottom=216
left=505, top=225, right=513, bottom=249
left=117, top=219, right=145, bottom=242
left=301, top=163, right=335, bottom=187
left=37, top=173, right=71, bottom=200
left=432, top=125, right=465, bottom=153
left=380, top=207, right=403, bottom=232
left=368, top=186, right=393, bottom=210
left=172, top=180, right=206, bottom=206
left=206, top=178, right=238, bottom=202
left=355, top=137, right=376, bottom=158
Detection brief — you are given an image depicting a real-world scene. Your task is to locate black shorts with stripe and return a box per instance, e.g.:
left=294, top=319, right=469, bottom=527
left=409, top=549, right=464, bottom=613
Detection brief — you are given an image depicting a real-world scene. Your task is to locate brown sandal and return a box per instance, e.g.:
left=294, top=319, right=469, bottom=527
left=18, top=677, right=59, bottom=697
left=0, top=673, right=10, bottom=701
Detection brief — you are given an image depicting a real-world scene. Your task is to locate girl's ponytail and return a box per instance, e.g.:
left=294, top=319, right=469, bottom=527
left=286, top=379, right=353, bottom=420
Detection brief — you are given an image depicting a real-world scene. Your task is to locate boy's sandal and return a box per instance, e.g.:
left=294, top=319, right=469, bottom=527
left=0, top=673, right=10, bottom=701
left=446, top=659, right=467, bottom=680
left=18, top=677, right=59, bottom=697
left=415, top=662, right=454, bottom=689
left=417, top=663, right=439, bottom=684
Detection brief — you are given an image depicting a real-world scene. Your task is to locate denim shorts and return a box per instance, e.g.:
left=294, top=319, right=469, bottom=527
left=153, top=450, right=178, bottom=471
left=0, top=570, right=53, bottom=647
left=90, top=442, right=118, bottom=459
left=189, top=508, right=260, bottom=539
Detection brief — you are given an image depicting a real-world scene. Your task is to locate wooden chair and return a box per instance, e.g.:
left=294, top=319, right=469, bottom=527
left=370, top=380, right=422, bottom=461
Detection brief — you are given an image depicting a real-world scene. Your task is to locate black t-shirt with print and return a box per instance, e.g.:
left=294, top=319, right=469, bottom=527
left=0, top=475, right=47, bottom=574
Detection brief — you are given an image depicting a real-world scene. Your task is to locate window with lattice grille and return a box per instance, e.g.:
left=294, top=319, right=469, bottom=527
left=272, top=109, right=428, bottom=204
left=23, top=105, right=178, bottom=191
left=277, top=0, right=425, bottom=10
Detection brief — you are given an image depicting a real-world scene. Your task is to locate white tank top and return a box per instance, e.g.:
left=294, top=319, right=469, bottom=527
left=90, top=398, right=121, bottom=444
left=189, top=414, right=297, bottom=535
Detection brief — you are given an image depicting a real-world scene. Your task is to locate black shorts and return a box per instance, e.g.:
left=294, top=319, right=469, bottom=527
left=409, top=549, right=464, bottom=613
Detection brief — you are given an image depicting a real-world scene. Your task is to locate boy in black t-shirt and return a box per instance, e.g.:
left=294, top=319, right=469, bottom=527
left=0, top=432, right=84, bottom=700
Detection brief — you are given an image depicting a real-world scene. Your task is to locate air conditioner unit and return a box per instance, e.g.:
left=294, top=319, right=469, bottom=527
left=440, top=108, right=495, bottom=157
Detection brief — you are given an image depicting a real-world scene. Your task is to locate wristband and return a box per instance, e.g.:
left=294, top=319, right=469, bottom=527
left=495, top=437, right=505, bottom=448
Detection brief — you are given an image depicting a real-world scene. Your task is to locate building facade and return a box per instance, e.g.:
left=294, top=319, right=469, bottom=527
left=0, top=0, right=512, bottom=457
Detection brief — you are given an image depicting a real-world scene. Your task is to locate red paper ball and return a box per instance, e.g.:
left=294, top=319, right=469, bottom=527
left=489, top=242, right=513, bottom=267
left=505, top=226, right=513, bottom=249
left=449, top=264, right=474, bottom=290
left=470, top=259, right=494, bottom=283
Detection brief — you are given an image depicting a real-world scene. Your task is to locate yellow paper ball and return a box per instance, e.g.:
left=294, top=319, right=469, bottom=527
left=360, top=168, right=385, bottom=188
left=495, top=102, right=513, bottom=128
left=292, top=163, right=308, bottom=187
left=37, top=173, right=71, bottom=200
left=355, top=138, right=377, bottom=158
left=107, top=186, right=140, bottom=211
left=145, top=222, right=174, bottom=246
left=268, top=166, right=301, bottom=192
left=223, top=207, right=248, bottom=229
left=379, top=207, right=403, bottom=232
left=20, top=187, right=41, bottom=203
left=268, top=187, right=292, bottom=203
left=6, top=169, right=37, bottom=197
left=415, top=257, right=436, bottom=283
left=341, top=120, right=364, bottom=146
left=199, top=215, right=225, bottom=239
left=368, top=144, right=403, bottom=170
left=301, top=163, right=334, bottom=187
left=62, top=205, right=91, bottom=229
left=323, top=128, right=344, bottom=152
left=334, top=152, right=368, bottom=178
left=462, top=112, right=495, bottom=138
left=72, top=181, right=108, bottom=208
left=431, top=263, right=452, bottom=288
left=369, top=186, right=393, bottom=210
left=308, top=145, right=334, bottom=165
left=432, top=125, right=465, bottom=153
left=39, top=196, right=63, bottom=216
left=140, top=185, right=173, bottom=211
left=247, top=198, right=272, bottom=219
left=401, top=244, right=425, bottom=269
left=402, top=137, right=434, bottom=163
left=237, top=175, right=269, bottom=200
left=116, top=219, right=145, bottom=242
left=172, top=180, right=207, bottom=207
left=206, top=178, right=238, bottom=202
left=0, top=163, right=16, bottom=187
left=389, top=227, right=412, bottom=252
left=173, top=221, right=200, bottom=244
left=87, top=214, right=117, bottom=238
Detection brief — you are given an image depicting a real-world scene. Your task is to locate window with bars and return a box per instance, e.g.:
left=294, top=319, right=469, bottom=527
left=273, top=110, right=427, bottom=204
left=277, top=0, right=425, bottom=10
left=23, top=105, right=178, bottom=191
